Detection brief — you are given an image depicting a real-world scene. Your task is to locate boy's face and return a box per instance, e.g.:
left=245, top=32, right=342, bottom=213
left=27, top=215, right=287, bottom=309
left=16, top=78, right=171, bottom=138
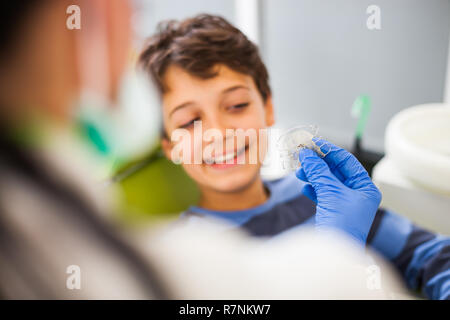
left=161, top=64, right=274, bottom=193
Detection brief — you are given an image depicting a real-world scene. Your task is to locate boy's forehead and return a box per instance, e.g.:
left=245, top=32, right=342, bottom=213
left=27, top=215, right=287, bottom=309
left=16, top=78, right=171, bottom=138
left=162, top=64, right=254, bottom=99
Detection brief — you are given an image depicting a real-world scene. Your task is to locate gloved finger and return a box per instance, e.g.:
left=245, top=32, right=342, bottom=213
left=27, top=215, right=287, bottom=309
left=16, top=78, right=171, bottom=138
left=312, top=138, right=372, bottom=189
left=298, top=148, right=340, bottom=191
left=295, top=167, right=308, bottom=182
left=309, top=138, right=345, bottom=182
left=295, top=168, right=317, bottom=202
left=301, top=183, right=317, bottom=203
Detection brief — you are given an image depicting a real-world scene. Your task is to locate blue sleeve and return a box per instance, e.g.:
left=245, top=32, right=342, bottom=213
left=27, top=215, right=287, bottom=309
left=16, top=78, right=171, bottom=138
left=367, top=209, right=450, bottom=300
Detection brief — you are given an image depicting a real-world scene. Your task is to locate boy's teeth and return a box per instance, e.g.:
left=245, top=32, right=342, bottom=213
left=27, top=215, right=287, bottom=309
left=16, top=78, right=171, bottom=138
left=214, top=151, right=236, bottom=163
left=212, top=146, right=246, bottom=163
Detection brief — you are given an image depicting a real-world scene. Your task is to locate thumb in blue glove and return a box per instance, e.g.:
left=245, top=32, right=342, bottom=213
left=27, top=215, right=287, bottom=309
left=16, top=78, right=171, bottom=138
left=295, top=140, right=381, bottom=244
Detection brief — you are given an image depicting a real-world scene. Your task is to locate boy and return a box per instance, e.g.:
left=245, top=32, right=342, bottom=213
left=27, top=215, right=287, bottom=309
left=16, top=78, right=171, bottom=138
left=139, top=14, right=449, bottom=299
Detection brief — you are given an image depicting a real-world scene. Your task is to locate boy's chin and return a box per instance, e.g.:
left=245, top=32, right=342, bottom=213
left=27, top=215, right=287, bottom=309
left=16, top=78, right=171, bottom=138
left=202, top=166, right=261, bottom=193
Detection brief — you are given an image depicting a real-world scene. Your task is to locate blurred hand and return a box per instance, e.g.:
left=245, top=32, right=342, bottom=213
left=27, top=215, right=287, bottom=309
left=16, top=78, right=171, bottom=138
left=296, top=140, right=381, bottom=244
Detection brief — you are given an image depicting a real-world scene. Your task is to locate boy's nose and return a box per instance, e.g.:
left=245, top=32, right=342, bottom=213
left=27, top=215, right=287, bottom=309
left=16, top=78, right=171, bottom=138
left=203, top=116, right=236, bottom=136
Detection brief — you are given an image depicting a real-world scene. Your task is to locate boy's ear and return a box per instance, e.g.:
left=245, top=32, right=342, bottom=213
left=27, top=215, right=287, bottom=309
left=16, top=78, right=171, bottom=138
left=161, top=136, right=173, bottom=160
left=264, top=95, right=275, bottom=127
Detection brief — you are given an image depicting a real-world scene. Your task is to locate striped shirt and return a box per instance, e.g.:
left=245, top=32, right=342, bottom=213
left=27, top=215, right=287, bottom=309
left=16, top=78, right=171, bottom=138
left=180, top=174, right=450, bottom=300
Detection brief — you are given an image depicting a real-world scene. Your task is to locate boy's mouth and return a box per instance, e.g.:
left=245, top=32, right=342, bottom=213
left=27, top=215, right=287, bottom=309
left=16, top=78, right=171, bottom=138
left=205, top=144, right=249, bottom=168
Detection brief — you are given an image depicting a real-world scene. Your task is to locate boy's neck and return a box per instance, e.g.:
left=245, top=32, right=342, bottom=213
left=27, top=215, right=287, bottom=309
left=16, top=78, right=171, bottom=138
left=198, top=177, right=269, bottom=212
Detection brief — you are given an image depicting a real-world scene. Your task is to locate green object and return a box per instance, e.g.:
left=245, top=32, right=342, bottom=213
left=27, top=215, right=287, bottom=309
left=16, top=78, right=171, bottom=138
left=78, top=119, right=111, bottom=156
left=351, top=94, right=371, bottom=139
left=116, top=154, right=200, bottom=223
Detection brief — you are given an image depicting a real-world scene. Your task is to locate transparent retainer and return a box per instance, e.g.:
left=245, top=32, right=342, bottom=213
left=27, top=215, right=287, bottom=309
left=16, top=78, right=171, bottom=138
left=276, top=125, right=331, bottom=171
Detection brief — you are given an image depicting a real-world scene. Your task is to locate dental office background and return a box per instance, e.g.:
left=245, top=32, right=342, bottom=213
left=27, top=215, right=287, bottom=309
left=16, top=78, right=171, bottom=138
left=115, top=0, right=450, bottom=234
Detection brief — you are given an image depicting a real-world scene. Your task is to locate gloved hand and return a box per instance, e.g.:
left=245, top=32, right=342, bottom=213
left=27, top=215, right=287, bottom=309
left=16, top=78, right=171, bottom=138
left=295, top=139, right=381, bottom=244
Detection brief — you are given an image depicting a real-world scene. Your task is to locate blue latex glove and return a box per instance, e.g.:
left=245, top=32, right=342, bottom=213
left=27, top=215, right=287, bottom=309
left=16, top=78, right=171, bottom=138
left=295, top=140, right=381, bottom=244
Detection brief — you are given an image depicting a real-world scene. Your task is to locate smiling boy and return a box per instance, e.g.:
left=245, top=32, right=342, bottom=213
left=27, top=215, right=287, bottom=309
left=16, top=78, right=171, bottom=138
left=139, top=14, right=450, bottom=299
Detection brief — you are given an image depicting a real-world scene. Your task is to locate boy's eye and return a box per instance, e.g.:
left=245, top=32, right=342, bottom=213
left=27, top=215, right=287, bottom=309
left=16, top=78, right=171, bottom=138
left=228, top=103, right=249, bottom=111
left=179, top=117, right=200, bottom=129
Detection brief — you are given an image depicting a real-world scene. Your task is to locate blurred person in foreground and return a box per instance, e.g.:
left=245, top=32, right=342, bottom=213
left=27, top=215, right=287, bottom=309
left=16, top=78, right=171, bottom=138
left=0, top=0, right=404, bottom=299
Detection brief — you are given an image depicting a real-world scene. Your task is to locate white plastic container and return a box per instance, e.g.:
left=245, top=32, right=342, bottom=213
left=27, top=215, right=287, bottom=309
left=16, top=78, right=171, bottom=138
left=384, top=103, right=450, bottom=195
left=373, top=103, right=450, bottom=234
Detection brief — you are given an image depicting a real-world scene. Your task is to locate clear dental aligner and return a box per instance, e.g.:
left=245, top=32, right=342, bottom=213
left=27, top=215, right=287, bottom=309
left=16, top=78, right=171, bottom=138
left=276, top=125, right=331, bottom=171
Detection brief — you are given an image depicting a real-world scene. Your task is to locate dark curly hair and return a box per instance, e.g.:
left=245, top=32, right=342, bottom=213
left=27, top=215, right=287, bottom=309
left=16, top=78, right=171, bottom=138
left=139, top=14, right=271, bottom=102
